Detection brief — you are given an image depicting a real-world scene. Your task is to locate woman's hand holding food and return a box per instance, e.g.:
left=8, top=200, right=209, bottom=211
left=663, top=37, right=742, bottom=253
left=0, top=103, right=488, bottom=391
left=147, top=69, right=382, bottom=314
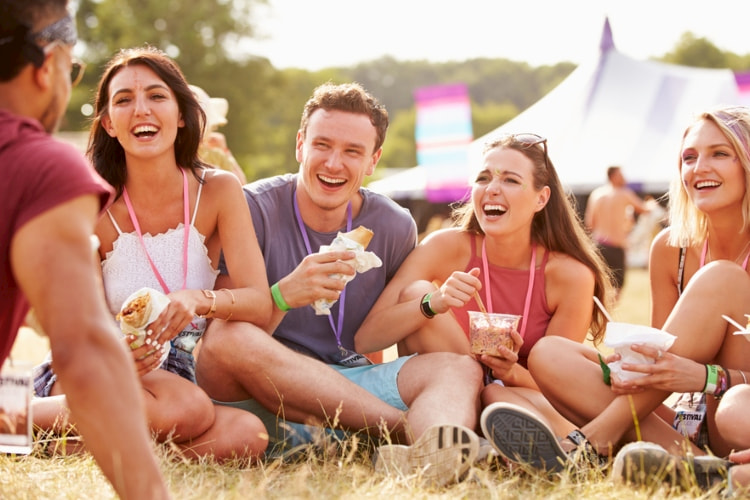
left=478, top=328, right=524, bottom=380
left=607, top=343, right=707, bottom=394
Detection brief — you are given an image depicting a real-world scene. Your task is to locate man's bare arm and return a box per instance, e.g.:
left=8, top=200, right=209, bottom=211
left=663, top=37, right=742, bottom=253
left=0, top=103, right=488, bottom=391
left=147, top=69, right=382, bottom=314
left=11, top=195, right=169, bottom=500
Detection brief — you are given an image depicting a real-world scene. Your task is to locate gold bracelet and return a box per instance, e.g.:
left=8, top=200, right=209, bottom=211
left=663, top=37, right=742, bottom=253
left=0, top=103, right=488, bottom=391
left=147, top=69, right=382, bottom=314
left=199, top=289, right=217, bottom=318
left=219, top=288, right=235, bottom=321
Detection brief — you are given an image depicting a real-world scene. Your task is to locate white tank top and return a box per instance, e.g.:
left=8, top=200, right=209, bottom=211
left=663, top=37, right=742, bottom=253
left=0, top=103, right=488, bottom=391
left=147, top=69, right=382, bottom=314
left=101, top=173, right=218, bottom=352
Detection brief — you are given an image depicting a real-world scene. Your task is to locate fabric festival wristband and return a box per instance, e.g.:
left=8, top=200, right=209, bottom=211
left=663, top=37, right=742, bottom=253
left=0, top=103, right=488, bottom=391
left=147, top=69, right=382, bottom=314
left=703, top=364, right=718, bottom=394
left=271, top=282, right=291, bottom=312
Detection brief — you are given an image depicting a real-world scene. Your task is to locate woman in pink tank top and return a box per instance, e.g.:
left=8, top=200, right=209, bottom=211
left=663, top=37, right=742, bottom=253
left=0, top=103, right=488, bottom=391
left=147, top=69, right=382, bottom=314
left=357, top=134, right=613, bottom=439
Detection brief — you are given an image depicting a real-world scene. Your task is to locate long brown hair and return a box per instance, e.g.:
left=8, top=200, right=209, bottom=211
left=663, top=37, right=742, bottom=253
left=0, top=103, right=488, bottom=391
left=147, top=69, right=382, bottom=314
left=87, top=45, right=208, bottom=197
left=454, top=135, right=614, bottom=343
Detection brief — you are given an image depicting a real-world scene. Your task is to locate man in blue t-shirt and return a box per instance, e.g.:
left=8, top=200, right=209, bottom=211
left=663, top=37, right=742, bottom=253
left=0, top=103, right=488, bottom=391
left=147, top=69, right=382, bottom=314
left=197, top=83, right=483, bottom=486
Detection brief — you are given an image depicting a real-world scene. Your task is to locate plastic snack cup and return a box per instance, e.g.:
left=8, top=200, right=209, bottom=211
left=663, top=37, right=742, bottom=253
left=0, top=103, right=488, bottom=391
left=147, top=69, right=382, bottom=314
left=468, top=311, right=521, bottom=356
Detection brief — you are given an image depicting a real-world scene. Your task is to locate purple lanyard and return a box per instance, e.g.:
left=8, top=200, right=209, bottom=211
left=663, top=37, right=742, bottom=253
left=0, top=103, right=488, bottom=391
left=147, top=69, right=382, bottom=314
left=122, top=168, right=189, bottom=294
left=292, top=190, right=352, bottom=347
left=481, top=238, right=536, bottom=339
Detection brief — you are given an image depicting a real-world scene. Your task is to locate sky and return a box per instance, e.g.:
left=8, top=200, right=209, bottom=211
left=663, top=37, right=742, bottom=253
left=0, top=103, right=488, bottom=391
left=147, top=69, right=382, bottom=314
left=241, top=0, right=750, bottom=70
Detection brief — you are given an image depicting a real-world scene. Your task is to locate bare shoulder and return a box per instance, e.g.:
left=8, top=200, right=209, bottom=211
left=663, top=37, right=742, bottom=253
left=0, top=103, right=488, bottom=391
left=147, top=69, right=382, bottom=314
left=420, top=227, right=466, bottom=246
left=649, top=226, right=684, bottom=271
left=545, top=251, right=595, bottom=285
left=201, top=167, right=242, bottom=192
left=650, top=227, right=675, bottom=255
left=410, top=228, right=472, bottom=274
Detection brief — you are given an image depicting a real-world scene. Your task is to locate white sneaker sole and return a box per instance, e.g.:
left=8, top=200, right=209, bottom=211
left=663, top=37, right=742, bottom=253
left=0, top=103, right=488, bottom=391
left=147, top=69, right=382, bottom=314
left=374, top=424, right=480, bottom=486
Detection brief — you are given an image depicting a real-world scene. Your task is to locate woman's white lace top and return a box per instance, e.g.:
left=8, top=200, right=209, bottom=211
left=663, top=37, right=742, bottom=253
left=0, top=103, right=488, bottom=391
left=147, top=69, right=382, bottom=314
left=102, top=174, right=218, bottom=353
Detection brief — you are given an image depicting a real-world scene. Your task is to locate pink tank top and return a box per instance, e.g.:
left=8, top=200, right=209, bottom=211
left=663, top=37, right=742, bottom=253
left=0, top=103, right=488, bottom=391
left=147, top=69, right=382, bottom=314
left=452, top=234, right=552, bottom=367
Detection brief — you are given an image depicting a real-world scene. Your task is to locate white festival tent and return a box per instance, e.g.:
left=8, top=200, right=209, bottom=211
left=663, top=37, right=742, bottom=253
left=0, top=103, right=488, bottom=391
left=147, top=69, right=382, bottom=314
left=369, top=18, right=741, bottom=201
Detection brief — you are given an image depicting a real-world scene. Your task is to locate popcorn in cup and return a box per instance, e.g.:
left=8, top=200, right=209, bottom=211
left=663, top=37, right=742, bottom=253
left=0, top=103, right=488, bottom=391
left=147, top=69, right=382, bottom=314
left=603, top=322, right=677, bottom=381
left=468, top=311, right=521, bottom=356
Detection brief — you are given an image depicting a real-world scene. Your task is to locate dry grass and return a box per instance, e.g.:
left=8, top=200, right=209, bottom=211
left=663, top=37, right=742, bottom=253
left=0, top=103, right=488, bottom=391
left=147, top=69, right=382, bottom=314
left=2, top=269, right=732, bottom=498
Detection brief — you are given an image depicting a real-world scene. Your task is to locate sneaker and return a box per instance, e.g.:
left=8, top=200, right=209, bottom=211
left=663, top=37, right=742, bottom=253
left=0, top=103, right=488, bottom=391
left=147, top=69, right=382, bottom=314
left=373, top=424, right=480, bottom=486
left=480, top=402, right=567, bottom=473
left=612, top=441, right=673, bottom=487
left=612, top=441, right=733, bottom=490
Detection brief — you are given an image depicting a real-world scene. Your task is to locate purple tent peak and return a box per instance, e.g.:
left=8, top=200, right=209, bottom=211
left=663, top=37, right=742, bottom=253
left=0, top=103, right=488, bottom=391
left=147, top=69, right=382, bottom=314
left=599, top=17, right=615, bottom=53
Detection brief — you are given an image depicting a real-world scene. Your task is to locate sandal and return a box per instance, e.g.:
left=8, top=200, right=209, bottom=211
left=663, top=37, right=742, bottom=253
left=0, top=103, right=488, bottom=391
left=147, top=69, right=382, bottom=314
left=563, top=429, right=610, bottom=468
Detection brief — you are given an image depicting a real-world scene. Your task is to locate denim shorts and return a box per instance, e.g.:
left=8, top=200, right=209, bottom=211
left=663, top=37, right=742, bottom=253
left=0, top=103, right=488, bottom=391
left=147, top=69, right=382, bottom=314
left=215, top=354, right=414, bottom=457
left=33, top=343, right=196, bottom=398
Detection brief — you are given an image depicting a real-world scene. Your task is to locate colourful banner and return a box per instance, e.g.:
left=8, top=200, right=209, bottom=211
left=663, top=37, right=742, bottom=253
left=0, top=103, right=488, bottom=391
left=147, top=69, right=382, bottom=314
left=413, top=83, right=473, bottom=202
left=736, top=71, right=750, bottom=106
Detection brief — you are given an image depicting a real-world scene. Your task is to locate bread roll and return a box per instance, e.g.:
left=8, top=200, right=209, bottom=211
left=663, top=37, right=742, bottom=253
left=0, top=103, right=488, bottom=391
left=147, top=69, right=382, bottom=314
left=341, top=225, right=374, bottom=250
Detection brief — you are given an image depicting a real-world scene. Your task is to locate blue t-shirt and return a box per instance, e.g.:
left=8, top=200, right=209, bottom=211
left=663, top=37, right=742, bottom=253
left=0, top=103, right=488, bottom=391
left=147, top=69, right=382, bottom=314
left=243, top=173, right=417, bottom=363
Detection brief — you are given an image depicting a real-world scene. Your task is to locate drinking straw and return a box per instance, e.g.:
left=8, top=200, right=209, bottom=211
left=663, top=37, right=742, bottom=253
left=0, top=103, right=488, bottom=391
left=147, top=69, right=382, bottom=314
left=593, top=295, right=642, bottom=440
left=593, top=295, right=613, bottom=322
left=474, top=291, right=488, bottom=314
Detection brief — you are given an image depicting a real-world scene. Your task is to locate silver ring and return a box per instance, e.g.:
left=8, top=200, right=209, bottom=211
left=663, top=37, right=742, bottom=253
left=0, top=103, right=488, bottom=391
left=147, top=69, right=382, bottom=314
left=657, top=349, right=663, bottom=359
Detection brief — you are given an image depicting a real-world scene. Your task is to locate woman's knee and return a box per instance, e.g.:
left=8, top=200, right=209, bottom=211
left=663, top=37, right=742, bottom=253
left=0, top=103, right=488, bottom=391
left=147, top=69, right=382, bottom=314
left=433, top=352, right=483, bottom=385
left=214, top=406, right=269, bottom=461
left=716, top=385, right=750, bottom=448
left=528, top=336, right=569, bottom=373
left=688, top=260, right=750, bottom=298
left=143, top=373, right=215, bottom=440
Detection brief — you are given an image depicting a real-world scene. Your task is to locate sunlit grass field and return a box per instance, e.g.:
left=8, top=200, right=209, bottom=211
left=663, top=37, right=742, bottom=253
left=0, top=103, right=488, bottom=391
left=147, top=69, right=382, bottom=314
left=1, top=268, right=732, bottom=499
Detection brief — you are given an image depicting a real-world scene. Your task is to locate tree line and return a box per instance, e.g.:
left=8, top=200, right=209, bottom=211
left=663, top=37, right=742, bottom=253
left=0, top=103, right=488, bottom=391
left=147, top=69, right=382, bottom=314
left=63, top=0, right=750, bottom=184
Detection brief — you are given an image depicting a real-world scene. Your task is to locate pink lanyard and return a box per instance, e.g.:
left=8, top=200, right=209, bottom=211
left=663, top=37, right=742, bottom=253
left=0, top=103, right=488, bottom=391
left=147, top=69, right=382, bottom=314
left=481, top=238, right=536, bottom=338
left=700, top=239, right=750, bottom=270
left=122, top=168, right=190, bottom=294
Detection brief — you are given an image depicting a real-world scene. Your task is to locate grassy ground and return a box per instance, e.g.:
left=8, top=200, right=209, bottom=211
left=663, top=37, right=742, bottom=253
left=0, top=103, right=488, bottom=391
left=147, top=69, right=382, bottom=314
left=3, top=268, right=732, bottom=499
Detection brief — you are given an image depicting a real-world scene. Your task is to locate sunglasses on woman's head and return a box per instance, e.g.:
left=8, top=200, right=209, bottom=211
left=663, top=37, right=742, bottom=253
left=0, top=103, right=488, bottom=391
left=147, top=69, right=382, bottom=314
left=500, top=133, right=549, bottom=170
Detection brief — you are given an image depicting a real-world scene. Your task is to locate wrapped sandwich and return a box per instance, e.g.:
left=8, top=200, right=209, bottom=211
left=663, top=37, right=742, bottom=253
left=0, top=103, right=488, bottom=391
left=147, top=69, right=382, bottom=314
left=313, top=225, right=382, bottom=315
left=116, top=287, right=171, bottom=366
